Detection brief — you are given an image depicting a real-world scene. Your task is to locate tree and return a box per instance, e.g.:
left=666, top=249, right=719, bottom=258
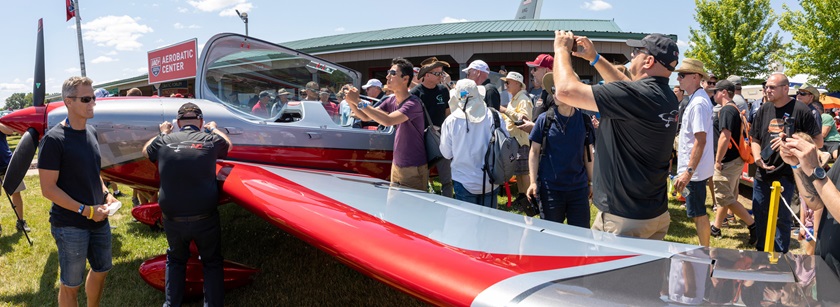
left=686, top=0, right=782, bottom=81
left=779, top=1, right=840, bottom=91
left=4, top=93, right=32, bottom=110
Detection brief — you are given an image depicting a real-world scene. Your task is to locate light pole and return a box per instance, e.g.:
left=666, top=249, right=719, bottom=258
left=235, top=10, right=248, bottom=37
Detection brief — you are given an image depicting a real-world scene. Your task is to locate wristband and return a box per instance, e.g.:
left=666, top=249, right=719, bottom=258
left=791, top=164, right=799, bottom=169
left=590, top=54, right=600, bottom=66
left=88, top=206, right=95, bottom=219
left=78, top=204, right=85, bottom=214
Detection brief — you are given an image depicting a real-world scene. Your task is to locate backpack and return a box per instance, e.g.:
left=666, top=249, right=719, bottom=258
left=483, top=109, right=519, bottom=185
left=725, top=104, right=754, bottom=164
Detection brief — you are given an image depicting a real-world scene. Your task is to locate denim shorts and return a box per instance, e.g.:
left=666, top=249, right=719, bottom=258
left=51, top=223, right=113, bottom=287
left=685, top=179, right=708, bottom=218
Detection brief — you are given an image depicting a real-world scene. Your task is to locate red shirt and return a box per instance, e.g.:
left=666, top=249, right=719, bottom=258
left=252, top=102, right=269, bottom=117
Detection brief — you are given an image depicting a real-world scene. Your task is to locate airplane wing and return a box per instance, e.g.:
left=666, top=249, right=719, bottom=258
left=216, top=161, right=840, bottom=306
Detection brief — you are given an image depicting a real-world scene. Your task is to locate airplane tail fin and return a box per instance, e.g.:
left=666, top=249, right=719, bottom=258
left=33, top=19, right=45, bottom=107
left=515, top=0, right=543, bottom=20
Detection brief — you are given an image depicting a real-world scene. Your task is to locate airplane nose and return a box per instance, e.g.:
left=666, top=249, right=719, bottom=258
left=0, top=105, right=49, bottom=136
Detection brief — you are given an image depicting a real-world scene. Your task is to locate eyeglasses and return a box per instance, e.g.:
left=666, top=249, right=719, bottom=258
left=677, top=73, right=697, bottom=79
left=797, top=91, right=813, bottom=96
left=764, top=84, right=786, bottom=91
left=429, top=71, right=445, bottom=77
left=631, top=47, right=651, bottom=58
left=68, top=96, right=95, bottom=103
left=387, top=69, right=398, bottom=76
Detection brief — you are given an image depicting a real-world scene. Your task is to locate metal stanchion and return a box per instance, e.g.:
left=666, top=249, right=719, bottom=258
left=765, top=181, right=782, bottom=264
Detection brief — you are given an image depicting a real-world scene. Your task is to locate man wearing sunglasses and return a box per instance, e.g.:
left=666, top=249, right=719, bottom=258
left=347, top=58, right=428, bottom=191
left=38, top=76, right=120, bottom=306
left=551, top=31, right=680, bottom=240
left=463, top=60, right=501, bottom=112
left=411, top=57, right=453, bottom=197
left=750, top=72, right=823, bottom=253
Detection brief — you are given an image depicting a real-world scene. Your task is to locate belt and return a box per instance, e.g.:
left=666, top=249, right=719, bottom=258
left=162, top=212, right=214, bottom=223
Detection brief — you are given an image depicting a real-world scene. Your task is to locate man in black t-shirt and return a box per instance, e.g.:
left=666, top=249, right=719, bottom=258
left=552, top=32, right=680, bottom=240
left=412, top=57, right=453, bottom=197
left=463, top=60, right=501, bottom=111
left=144, top=102, right=232, bottom=306
left=38, top=76, right=119, bottom=306
left=750, top=73, right=822, bottom=253
left=709, top=80, right=757, bottom=243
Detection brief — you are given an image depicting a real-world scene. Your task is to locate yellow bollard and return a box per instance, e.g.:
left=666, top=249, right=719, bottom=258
left=765, top=181, right=782, bottom=263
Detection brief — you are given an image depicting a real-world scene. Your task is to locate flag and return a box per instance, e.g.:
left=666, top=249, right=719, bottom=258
left=66, top=0, right=76, bottom=21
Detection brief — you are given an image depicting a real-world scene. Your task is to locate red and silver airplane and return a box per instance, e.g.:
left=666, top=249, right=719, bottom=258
left=3, top=23, right=840, bottom=305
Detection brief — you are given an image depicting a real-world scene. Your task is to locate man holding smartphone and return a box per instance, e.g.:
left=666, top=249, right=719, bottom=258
left=750, top=73, right=822, bottom=253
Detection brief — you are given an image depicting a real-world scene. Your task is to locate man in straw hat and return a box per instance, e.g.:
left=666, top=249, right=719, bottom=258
left=751, top=72, right=822, bottom=253
left=411, top=57, right=453, bottom=197
left=440, top=79, right=504, bottom=207
left=550, top=31, right=680, bottom=240
left=347, top=58, right=428, bottom=190
left=672, top=58, right=715, bottom=246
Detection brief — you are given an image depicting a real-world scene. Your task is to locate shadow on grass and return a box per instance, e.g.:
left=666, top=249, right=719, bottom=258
left=0, top=251, right=59, bottom=306
left=0, top=231, right=24, bottom=255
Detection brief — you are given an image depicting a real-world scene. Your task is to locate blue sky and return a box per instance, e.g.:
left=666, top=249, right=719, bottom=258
left=0, top=0, right=802, bottom=103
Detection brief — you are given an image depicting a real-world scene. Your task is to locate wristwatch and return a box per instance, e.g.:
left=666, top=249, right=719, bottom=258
left=686, top=167, right=695, bottom=174
left=808, top=166, right=827, bottom=182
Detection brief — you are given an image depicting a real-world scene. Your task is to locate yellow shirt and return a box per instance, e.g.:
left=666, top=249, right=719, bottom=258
left=503, top=90, right=533, bottom=146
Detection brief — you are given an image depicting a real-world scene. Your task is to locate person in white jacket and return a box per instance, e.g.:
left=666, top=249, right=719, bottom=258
left=440, top=79, right=505, bottom=208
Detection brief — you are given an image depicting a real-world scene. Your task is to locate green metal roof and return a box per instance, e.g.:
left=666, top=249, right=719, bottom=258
left=282, top=19, right=671, bottom=54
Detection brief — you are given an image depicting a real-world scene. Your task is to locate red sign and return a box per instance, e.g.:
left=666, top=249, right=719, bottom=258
left=147, top=39, right=198, bottom=84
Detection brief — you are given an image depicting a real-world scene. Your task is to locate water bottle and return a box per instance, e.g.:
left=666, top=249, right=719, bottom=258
left=669, top=175, right=690, bottom=197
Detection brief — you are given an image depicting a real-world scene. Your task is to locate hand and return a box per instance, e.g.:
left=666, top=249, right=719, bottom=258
left=526, top=183, right=538, bottom=202
left=105, top=193, right=118, bottom=205
left=786, top=134, right=820, bottom=173
left=92, top=205, right=109, bottom=222
left=159, top=121, right=173, bottom=134
left=674, top=171, right=691, bottom=193
left=798, top=228, right=806, bottom=240
left=715, top=161, right=723, bottom=171
left=345, top=86, right=361, bottom=104
left=590, top=115, right=600, bottom=129
left=554, top=30, right=576, bottom=53
left=516, top=119, right=535, bottom=133
left=755, top=158, right=776, bottom=171
left=572, top=36, right=598, bottom=62
left=770, top=135, right=784, bottom=151
left=589, top=185, right=593, bottom=199
left=779, top=134, right=801, bottom=166
left=204, top=121, right=218, bottom=131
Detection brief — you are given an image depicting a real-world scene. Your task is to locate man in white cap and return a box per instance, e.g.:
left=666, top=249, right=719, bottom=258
left=439, top=79, right=504, bottom=207
left=673, top=58, right=715, bottom=247
left=551, top=31, right=680, bottom=240
left=463, top=60, right=501, bottom=111
left=362, top=79, right=385, bottom=102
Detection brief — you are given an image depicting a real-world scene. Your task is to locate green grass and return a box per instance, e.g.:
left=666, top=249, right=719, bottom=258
left=1, top=173, right=804, bottom=306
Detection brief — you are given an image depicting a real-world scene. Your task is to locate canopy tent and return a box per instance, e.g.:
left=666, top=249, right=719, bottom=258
left=821, top=94, right=840, bottom=109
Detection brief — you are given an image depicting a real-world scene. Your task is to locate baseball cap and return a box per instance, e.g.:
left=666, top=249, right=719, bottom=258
left=726, top=75, right=743, bottom=85
left=461, top=60, right=490, bottom=74
left=177, top=102, right=203, bottom=120
left=713, top=79, right=735, bottom=92
left=526, top=54, right=554, bottom=70
left=626, top=34, right=679, bottom=71
left=362, top=79, right=383, bottom=90
left=259, top=90, right=273, bottom=98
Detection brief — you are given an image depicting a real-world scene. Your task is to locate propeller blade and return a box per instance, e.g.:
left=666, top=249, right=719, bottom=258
left=3, top=128, right=39, bottom=196
left=32, top=19, right=45, bottom=107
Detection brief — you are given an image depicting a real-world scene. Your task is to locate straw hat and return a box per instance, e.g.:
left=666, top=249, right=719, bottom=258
left=417, top=57, right=450, bottom=77
left=449, top=79, right=487, bottom=123
left=542, top=72, right=581, bottom=97
left=674, top=58, right=709, bottom=80
left=500, top=72, right=525, bottom=88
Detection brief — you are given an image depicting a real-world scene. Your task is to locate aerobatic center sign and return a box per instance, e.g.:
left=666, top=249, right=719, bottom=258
left=147, top=39, right=197, bottom=84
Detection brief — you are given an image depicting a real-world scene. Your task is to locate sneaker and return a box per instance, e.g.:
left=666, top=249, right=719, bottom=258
left=710, top=224, right=722, bottom=238
left=748, top=223, right=757, bottom=246
left=726, top=214, right=736, bottom=225
left=113, top=190, right=124, bottom=197
left=16, top=219, right=31, bottom=233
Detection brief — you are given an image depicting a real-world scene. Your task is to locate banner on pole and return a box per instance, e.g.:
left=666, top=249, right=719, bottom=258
left=147, top=39, right=198, bottom=84
left=66, top=0, right=76, bottom=21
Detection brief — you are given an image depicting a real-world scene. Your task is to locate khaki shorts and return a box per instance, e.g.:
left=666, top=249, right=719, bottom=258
left=390, top=164, right=429, bottom=191
left=0, top=173, right=26, bottom=195
left=713, top=159, right=744, bottom=206
left=592, top=210, right=670, bottom=240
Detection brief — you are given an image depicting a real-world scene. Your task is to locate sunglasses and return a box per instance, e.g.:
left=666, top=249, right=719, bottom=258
left=764, top=84, right=785, bottom=91
left=387, top=69, right=398, bottom=76
left=797, top=91, right=813, bottom=96
left=707, top=81, right=717, bottom=86
left=677, top=73, right=697, bottom=79
left=68, top=96, right=95, bottom=103
left=631, top=47, right=651, bottom=58
left=429, top=71, right=445, bottom=77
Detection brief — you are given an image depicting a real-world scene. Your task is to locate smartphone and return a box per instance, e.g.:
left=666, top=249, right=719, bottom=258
left=513, top=119, right=525, bottom=126
left=783, top=117, right=795, bottom=140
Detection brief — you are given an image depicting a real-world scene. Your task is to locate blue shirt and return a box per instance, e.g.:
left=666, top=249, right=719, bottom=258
left=529, top=107, right=589, bottom=191
left=0, top=134, right=11, bottom=168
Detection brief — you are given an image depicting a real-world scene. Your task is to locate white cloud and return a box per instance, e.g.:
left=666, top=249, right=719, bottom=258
left=198, top=43, right=206, bottom=53
left=79, top=15, right=154, bottom=51
left=91, top=56, right=117, bottom=64
left=12, top=78, right=21, bottom=83
left=177, top=7, right=189, bottom=13
left=441, top=17, right=468, bottom=23
left=188, top=24, right=201, bottom=29
left=187, top=0, right=252, bottom=16
left=105, top=50, right=118, bottom=56
left=65, top=67, right=81, bottom=74
left=676, top=39, right=690, bottom=50
left=220, top=3, right=253, bottom=17
left=152, top=3, right=159, bottom=7
left=581, top=0, right=612, bottom=11
left=137, top=67, right=148, bottom=73
left=174, top=22, right=184, bottom=29
left=0, top=83, right=26, bottom=91
left=335, top=27, right=345, bottom=32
